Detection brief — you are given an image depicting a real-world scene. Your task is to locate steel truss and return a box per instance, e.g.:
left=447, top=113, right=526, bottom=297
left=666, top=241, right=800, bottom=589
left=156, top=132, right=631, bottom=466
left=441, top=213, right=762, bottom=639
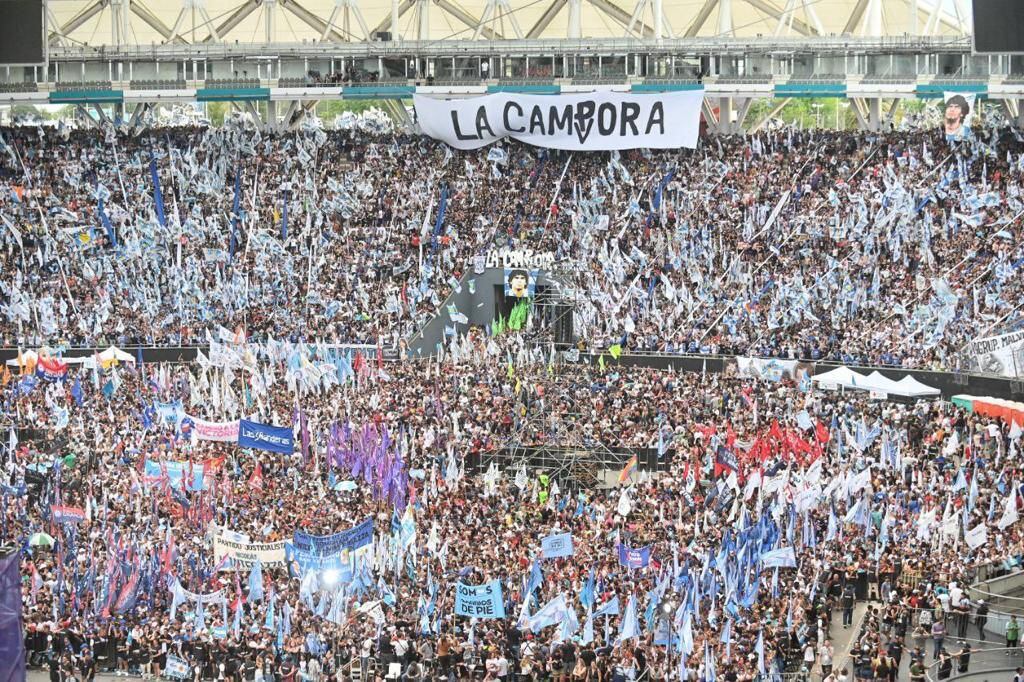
left=477, top=360, right=629, bottom=490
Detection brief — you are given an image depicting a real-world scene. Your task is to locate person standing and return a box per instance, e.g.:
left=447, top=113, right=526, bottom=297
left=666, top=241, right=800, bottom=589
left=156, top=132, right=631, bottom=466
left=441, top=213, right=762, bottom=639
left=957, top=643, right=971, bottom=676
left=931, top=619, right=946, bottom=660
left=1007, top=615, right=1020, bottom=655
left=974, top=600, right=988, bottom=642
left=819, top=640, right=834, bottom=677
left=841, top=585, right=856, bottom=628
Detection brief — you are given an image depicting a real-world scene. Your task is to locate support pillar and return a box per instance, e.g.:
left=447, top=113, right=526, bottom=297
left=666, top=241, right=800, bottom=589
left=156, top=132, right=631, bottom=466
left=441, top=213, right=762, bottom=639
left=868, top=97, right=881, bottom=132
left=718, top=97, right=734, bottom=134
left=567, top=0, right=582, bottom=39
left=416, top=0, right=429, bottom=39
left=718, top=0, right=732, bottom=35
left=263, top=0, right=276, bottom=42
left=266, top=100, right=278, bottom=129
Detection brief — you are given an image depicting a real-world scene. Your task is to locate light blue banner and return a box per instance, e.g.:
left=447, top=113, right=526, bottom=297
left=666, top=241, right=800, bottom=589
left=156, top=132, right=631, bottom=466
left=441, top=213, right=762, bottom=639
left=454, top=580, right=506, bottom=619
left=144, top=459, right=206, bottom=491
left=541, top=532, right=574, bottom=559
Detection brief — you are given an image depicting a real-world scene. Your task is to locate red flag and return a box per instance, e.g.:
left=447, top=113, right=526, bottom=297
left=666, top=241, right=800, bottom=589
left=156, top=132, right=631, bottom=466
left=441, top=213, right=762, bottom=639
left=249, top=462, right=264, bottom=491
left=617, top=455, right=638, bottom=485
left=814, top=421, right=830, bottom=444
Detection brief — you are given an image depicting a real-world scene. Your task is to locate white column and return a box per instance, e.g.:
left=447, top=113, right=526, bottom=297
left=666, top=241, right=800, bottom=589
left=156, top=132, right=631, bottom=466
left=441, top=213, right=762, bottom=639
left=868, top=97, right=881, bottom=132
left=719, top=97, right=733, bottom=134
left=865, top=0, right=881, bottom=36
left=391, top=0, right=400, bottom=38
left=718, top=0, right=732, bottom=35
left=567, top=0, right=582, bottom=39
left=652, top=0, right=663, bottom=41
left=264, top=0, right=276, bottom=42
left=417, top=0, right=429, bottom=39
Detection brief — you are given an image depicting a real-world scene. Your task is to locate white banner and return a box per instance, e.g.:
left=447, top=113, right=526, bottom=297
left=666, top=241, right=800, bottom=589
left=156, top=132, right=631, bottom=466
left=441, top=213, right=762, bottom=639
left=964, top=522, right=988, bottom=550
left=970, top=329, right=1024, bottom=378
left=213, top=531, right=286, bottom=569
left=189, top=416, right=240, bottom=443
left=414, top=90, right=702, bottom=151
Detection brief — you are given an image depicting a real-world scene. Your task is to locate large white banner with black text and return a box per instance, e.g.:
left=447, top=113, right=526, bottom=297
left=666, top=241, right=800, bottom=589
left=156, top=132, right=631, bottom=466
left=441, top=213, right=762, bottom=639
left=414, top=90, right=703, bottom=151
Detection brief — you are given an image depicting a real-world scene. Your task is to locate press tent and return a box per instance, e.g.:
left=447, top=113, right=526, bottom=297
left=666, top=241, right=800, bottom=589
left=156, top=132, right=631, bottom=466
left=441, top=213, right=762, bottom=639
left=811, top=366, right=939, bottom=398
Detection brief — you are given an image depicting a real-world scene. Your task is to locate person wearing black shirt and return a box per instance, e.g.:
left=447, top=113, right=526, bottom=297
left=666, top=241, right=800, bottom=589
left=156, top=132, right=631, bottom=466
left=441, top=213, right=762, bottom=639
left=975, top=600, right=989, bottom=641
left=957, top=644, right=971, bottom=675
left=47, top=649, right=61, bottom=682
left=79, top=647, right=97, bottom=682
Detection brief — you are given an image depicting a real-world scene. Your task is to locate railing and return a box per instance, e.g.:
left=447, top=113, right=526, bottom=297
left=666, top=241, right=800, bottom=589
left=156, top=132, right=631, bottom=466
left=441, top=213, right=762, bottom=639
left=924, top=646, right=1021, bottom=681
left=43, top=35, right=975, bottom=62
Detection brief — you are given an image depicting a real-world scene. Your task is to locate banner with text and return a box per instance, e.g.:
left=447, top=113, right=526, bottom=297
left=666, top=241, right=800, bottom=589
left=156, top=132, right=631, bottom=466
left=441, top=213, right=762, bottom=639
left=191, top=416, right=240, bottom=443
left=970, top=329, right=1024, bottom=378
left=541, top=532, right=574, bottom=559
left=454, top=580, right=506, bottom=619
left=414, top=90, right=702, bottom=151
left=237, top=419, right=294, bottom=454
left=213, top=532, right=286, bottom=569
left=617, top=543, right=651, bottom=569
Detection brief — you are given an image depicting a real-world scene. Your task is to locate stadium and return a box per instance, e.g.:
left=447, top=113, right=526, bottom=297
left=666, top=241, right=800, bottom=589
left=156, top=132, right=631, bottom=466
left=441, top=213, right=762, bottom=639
left=1, top=0, right=1024, bottom=680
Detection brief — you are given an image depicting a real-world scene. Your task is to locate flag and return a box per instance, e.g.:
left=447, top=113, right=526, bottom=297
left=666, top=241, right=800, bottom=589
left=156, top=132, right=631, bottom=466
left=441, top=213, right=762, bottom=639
left=71, top=377, right=84, bottom=406
left=580, top=567, right=595, bottom=610
left=249, top=462, right=264, bottom=491
left=617, top=455, right=637, bottom=485
left=229, top=165, right=241, bottom=260
left=617, top=594, right=640, bottom=643
left=150, top=156, right=165, bottom=227
left=755, top=629, right=765, bottom=675
left=525, top=559, right=543, bottom=598
left=248, top=559, right=264, bottom=602
left=280, top=189, right=288, bottom=240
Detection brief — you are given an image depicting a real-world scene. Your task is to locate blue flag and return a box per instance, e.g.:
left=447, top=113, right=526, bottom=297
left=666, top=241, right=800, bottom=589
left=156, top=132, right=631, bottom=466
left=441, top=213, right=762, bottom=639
left=248, top=559, right=264, bottom=602
left=71, top=377, right=84, bottom=406
left=280, top=190, right=288, bottom=240
left=98, top=198, right=118, bottom=247
left=149, top=156, right=165, bottom=228
left=229, top=166, right=241, bottom=261
left=580, top=567, right=595, bottom=610
left=617, top=593, right=640, bottom=643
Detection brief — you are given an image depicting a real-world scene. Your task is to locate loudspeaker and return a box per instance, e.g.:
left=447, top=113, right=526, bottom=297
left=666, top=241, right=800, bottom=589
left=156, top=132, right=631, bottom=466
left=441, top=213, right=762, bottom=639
left=553, top=304, right=574, bottom=346
left=374, top=31, right=392, bottom=41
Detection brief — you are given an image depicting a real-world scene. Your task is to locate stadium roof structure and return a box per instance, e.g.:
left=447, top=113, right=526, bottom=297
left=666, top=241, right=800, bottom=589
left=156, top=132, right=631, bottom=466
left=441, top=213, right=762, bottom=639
left=46, top=0, right=970, bottom=47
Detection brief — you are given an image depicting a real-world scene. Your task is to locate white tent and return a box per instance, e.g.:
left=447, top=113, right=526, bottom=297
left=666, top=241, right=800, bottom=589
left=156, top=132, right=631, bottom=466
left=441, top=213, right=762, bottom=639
left=893, top=375, right=941, bottom=397
left=100, top=346, right=135, bottom=364
left=862, top=371, right=907, bottom=395
left=812, top=366, right=940, bottom=398
left=810, top=366, right=868, bottom=390
left=79, top=346, right=137, bottom=369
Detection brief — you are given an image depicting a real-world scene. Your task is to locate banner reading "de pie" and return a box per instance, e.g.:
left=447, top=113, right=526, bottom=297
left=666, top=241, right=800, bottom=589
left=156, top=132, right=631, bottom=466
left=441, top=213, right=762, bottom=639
left=414, top=90, right=703, bottom=151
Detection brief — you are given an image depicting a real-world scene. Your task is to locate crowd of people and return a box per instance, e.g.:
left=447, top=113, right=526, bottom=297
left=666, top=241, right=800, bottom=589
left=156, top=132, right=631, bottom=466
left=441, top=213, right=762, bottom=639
left=0, top=113, right=1021, bottom=370
left=0, top=323, right=1021, bottom=681
left=1, top=109, right=1023, bottom=682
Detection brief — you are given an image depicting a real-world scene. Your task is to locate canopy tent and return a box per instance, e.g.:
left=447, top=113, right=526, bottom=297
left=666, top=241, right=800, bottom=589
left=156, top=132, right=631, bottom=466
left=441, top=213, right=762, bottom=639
left=952, top=395, right=1024, bottom=426
left=810, top=366, right=867, bottom=390
left=892, top=375, right=941, bottom=398
left=78, top=346, right=137, bottom=369
left=812, top=366, right=940, bottom=398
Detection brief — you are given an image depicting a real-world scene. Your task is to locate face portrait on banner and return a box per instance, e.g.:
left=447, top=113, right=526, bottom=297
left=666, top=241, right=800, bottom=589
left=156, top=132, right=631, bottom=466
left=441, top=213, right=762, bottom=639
left=505, top=269, right=536, bottom=299
left=943, top=92, right=975, bottom=142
